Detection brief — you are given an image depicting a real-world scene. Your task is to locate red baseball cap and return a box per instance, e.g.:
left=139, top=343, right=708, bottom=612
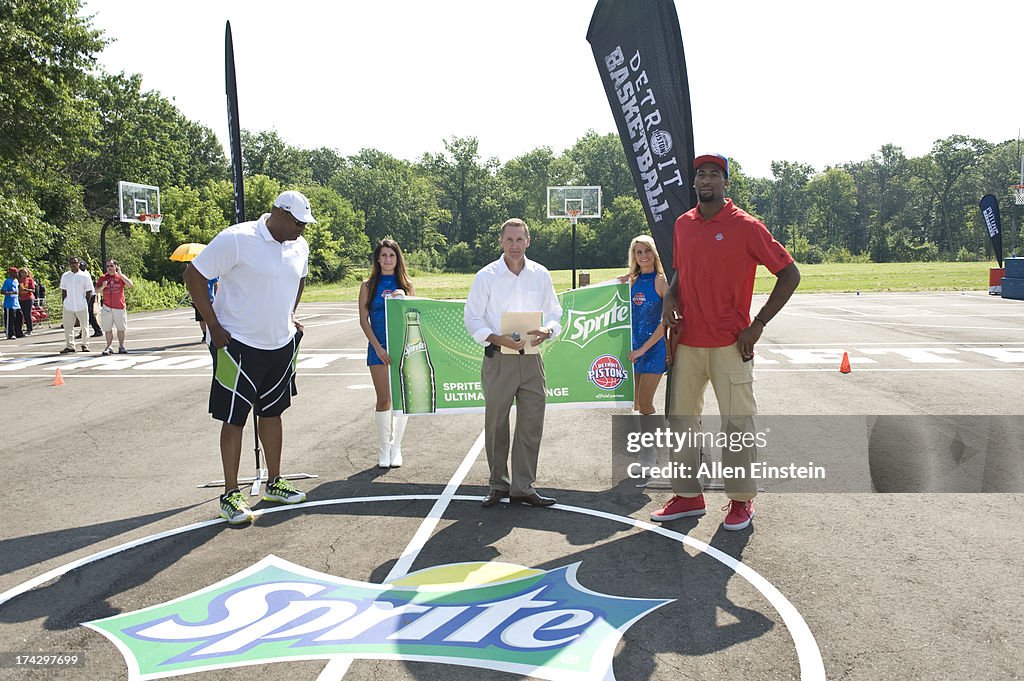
left=693, top=153, right=729, bottom=178
left=7, top=267, right=17, bottom=276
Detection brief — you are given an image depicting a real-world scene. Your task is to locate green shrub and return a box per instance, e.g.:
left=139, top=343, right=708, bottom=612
left=125, top=276, right=188, bottom=311
left=823, top=246, right=871, bottom=264
left=404, top=248, right=445, bottom=273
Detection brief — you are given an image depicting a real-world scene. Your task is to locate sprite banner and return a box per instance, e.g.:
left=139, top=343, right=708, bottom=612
left=386, top=283, right=635, bottom=415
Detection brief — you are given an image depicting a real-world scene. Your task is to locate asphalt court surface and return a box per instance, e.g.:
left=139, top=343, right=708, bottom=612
left=1, top=291, right=1022, bottom=680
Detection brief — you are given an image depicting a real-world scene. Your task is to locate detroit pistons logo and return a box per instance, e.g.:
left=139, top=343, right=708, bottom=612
left=588, top=355, right=628, bottom=391
left=632, top=291, right=646, bottom=306
left=650, top=130, right=673, bottom=157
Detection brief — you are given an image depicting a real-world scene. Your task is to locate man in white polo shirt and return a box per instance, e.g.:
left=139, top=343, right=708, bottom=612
left=184, top=190, right=313, bottom=525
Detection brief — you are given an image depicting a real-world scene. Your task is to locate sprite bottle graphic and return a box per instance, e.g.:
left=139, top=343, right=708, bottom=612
left=399, top=310, right=436, bottom=414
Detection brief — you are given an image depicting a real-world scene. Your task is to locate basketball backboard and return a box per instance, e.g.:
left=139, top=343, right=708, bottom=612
left=547, top=186, right=602, bottom=220
left=118, top=181, right=161, bottom=223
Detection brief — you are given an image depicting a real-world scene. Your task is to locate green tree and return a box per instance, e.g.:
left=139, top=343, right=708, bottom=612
left=0, top=194, right=53, bottom=275
left=307, top=146, right=346, bottom=186
left=766, top=160, right=814, bottom=244
left=583, top=195, right=647, bottom=269
left=68, top=72, right=228, bottom=218
left=139, top=184, right=229, bottom=282
left=805, top=168, right=858, bottom=251
left=419, top=136, right=502, bottom=244
left=725, top=158, right=757, bottom=218
left=554, top=131, right=635, bottom=205
left=911, top=135, right=992, bottom=255
left=496, top=147, right=555, bottom=224
left=241, top=130, right=312, bottom=186
left=0, top=0, right=104, bottom=178
left=331, top=149, right=446, bottom=252
left=298, top=183, right=367, bottom=277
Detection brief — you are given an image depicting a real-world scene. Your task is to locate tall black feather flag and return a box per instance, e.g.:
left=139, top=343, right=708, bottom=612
left=587, top=0, right=696, bottom=276
left=225, top=21, right=245, bottom=225
left=979, top=194, right=1003, bottom=268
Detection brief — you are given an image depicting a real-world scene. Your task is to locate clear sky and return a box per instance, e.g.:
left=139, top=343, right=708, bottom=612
left=81, top=0, right=1022, bottom=180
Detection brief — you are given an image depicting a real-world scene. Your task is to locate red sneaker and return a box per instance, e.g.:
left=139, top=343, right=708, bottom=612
left=722, top=500, right=755, bottom=531
left=650, top=494, right=706, bottom=522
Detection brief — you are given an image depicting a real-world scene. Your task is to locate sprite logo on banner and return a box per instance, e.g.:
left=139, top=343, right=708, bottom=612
left=386, top=283, right=635, bottom=415
left=85, top=555, right=671, bottom=681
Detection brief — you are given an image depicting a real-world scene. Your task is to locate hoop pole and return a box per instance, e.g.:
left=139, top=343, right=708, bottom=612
left=570, top=216, right=577, bottom=289
left=100, top=214, right=118, bottom=269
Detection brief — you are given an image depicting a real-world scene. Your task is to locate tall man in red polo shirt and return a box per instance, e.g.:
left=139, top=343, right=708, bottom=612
left=652, top=153, right=800, bottom=530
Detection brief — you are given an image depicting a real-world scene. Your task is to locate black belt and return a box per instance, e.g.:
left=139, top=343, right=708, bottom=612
left=484, top=344, right=497, bottom=358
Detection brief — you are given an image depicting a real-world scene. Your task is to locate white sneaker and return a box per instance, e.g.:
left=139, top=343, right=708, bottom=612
left=390, top=446, right=403, bottom=468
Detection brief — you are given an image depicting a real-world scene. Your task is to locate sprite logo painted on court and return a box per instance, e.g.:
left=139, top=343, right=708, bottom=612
left=84, top=555, right=671, bottom=681
left=562, top=289, right=631, bottom=350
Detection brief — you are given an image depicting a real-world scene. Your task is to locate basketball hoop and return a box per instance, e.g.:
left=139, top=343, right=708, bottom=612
left=1012, top=185, right=1024, bottom=206
left=566, top=208, right=582, bottom=226
left=138, top=213, right=163, bottom=233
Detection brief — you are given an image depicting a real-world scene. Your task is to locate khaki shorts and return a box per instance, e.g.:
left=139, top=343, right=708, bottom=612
left=101, top=306, right=127, bottom=332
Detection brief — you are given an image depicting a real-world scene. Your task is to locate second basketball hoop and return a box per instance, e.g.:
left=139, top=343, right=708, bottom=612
left=547, top=186, right=601, bottom=289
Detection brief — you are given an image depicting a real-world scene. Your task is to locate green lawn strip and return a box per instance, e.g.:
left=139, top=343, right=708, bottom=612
left=303, top=262, right=996, bottom=303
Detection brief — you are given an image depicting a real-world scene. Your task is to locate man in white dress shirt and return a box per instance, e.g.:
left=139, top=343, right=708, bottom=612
left=464, top=219, right=563, bottom=508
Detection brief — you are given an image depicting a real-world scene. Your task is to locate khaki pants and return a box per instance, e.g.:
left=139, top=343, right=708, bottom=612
left=482, top=353, right=547, bottom=497
left=668, top=344, right=759, bottom=501
left=63, top=308, right=89, bottom=348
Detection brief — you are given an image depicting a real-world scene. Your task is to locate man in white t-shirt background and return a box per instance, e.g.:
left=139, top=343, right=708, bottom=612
left=59, top=256, right=95, bottom=354
left=184, top=190, right=314, bottom=525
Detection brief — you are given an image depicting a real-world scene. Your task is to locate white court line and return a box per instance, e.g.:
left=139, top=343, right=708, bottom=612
left=757, top=367, right=1024, bottom=373
left=785, top=312, right=1023, bottom=332
left=316, top=430, right=486, bottom=681
left=300, top=317, right=360, bottom=328
left=0, top=373, right=371, bottom=378
left=758, top=342, right=1023, bottom=346
left=0, top=348, right=369, bottom=355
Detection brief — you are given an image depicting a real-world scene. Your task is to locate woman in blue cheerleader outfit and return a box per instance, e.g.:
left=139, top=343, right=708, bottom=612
left=358, top=239, right=415, bottom=468
left=626, top=235, right=669, bottom=415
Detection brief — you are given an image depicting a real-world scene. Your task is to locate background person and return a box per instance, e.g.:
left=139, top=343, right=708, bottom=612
left=358, top=238, right=415, bottom=469
left=78, top=260, right=103, bottom=338
left=653, top=153, right=800, bottom=531
left=60, top=257, right=93, bottom=353
left=464, top=219, right=562, bottom=509
left=2, top=267, right=22, bottom=339
left=184, top=190, right=313, bottom=525
left=194, top=277, right=219, bottom=343
left=95, top=259, right=134, bottom=355
left=17, top=268, right=34, bottom=335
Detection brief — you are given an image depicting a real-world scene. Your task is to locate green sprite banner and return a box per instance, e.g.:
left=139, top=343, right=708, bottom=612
left=386, top=282, right=635, bottom=415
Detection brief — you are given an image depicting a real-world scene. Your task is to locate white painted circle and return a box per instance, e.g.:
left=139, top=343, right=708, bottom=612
left=0, top=495, right=825, bottom=680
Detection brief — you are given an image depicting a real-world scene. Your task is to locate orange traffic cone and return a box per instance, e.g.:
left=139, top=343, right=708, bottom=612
left=52, top=368, right=65, bottom=386
left=839, top=352, right=852, bottom=374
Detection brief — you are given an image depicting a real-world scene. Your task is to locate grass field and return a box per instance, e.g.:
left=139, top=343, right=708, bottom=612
left=303, top=261, right=998, bottom=302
